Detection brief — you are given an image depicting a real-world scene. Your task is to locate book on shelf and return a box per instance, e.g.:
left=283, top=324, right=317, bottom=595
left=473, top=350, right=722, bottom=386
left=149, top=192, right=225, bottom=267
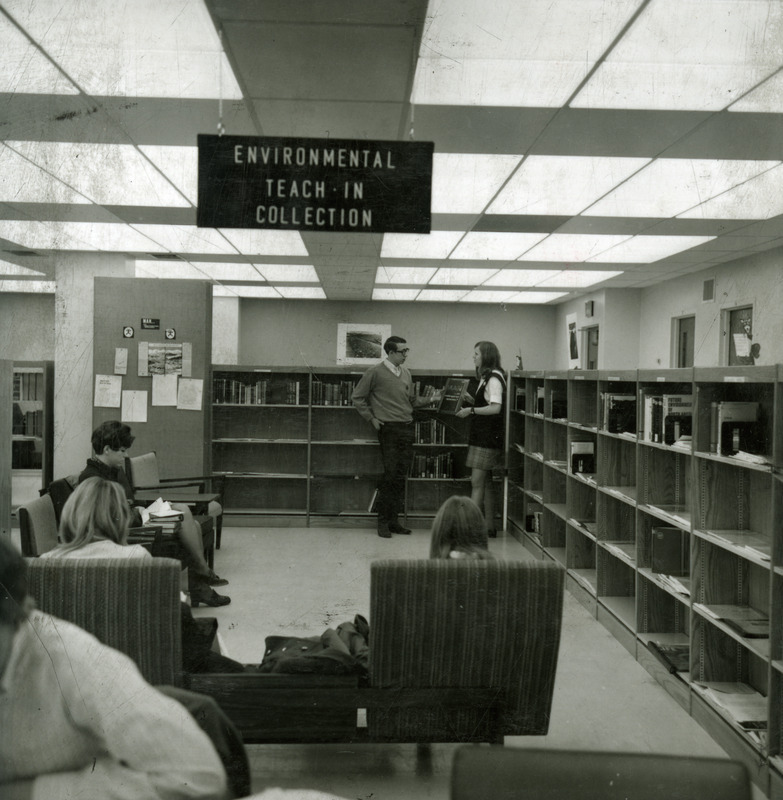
left=646, top=503, right=689, bottom=527
left=642, top=393, right=692, bottom=443
left=651, top=526, right=689, bottom=577
left=570, top=441, right=595, bottom=474
left=710, top=401, right=762, bottom=455
left=535, top=386, right=545, bottom=414
left=514, top=386, right=525, bottom=411
left=602, top=393, right=636, bottom=434
left=367, top=488, right=378, bottom=513
left=437, top=378, right=470, bottom=415
left=550, top=390, right=567, bottom=420
left=646, top=641, right=690, bottom=674
left=695, top=683, right=767, bottom=726
left=722, top=618, right=770, bottom=639
left=695, top=604, right=769, bottom=638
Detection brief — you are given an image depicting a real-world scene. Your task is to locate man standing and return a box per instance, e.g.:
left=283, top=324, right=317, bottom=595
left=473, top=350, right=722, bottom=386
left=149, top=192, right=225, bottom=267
left=352, top=336, right=440, bottom=538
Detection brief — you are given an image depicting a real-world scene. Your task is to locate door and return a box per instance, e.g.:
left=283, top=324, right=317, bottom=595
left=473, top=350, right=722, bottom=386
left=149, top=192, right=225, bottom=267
left=675, top=316, right=695, bottom=368
left=726, top=305, right=755, bottom=366
left=584, top=326, right=599, bottom=370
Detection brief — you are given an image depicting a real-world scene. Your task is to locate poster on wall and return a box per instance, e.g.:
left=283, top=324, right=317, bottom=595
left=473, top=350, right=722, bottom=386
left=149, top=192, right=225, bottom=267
left=121, top=390, right=147, bottom=422
left=567, top=313, right=579, bottom=369
left=94, top=374, right=122, bottom=408
left=177, top=378, right=203, bottom=411
left=336, top=323, right=391, bottom=365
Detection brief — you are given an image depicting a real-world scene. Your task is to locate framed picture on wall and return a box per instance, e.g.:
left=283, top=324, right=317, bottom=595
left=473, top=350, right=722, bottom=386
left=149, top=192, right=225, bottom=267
left=336, top=323, right=391, bottom=365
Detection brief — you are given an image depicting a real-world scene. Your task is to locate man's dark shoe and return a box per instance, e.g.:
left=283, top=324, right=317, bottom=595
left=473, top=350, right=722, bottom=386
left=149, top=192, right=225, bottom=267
left=388, top=522, right=412, bottom=535
left=377, top=521, right=392, bottom=538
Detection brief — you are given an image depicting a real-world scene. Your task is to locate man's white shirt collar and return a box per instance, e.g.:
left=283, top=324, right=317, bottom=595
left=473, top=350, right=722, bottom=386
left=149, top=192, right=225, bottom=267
left=383, top=359, right=402, bottom=377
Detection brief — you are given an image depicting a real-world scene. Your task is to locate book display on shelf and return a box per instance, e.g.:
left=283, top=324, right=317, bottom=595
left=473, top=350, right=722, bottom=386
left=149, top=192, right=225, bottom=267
left=212, top=366, right=472, bottom=521
left=505, top=366, right=783, bottom=791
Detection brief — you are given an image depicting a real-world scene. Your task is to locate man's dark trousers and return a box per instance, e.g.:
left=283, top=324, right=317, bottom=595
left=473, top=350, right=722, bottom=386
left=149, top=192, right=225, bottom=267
left=377, top=421, right=414, bottom=525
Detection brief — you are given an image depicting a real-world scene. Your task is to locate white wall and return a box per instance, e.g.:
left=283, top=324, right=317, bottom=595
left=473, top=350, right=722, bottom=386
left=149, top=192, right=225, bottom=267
left=638, top=247, right=783, bottom=368
left=238, top=299, right=558, bottom=371
left=212, top=296, right=240, bottom=365
left=0, top=293, right=54, bottom=360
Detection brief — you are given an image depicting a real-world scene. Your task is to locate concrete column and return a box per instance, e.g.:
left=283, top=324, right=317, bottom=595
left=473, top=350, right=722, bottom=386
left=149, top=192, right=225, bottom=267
left=53, top=253, right=133, bottom=478
left=212, top=295, right=239, bottom=365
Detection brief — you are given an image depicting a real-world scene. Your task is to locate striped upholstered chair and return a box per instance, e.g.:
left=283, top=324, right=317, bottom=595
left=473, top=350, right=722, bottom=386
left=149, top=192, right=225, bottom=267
left=25, top=557, right=182, bottom=686
left=367, top=558, right=565, bottom=742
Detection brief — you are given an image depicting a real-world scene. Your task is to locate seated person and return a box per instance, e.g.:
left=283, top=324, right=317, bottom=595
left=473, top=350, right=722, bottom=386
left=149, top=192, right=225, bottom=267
left=42, top=477, right=245, bottom=675
left=429, top=495, right=494, bottom=560
left=81, top=420, right=229, bottom=607
left=0, top=537, right=229, bottom=800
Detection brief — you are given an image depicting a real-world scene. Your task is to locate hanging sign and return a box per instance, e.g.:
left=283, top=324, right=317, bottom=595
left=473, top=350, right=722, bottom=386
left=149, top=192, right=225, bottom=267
left=197, top=134, right=433, bottom=234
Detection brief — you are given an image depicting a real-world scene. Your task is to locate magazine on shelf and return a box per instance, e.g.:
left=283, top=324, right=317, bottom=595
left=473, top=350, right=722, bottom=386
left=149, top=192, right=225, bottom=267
left=646, top=641, right=690, bottom=674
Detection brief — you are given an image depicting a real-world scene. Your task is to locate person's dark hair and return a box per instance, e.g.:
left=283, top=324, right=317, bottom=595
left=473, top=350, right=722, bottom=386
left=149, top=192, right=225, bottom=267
left=91, top=420, right=134, bottom=454
left=0, top=538, right=28, bottom=626
left=57, top=477, right=131, bottom=553
left=384, top=335, right=407, bottom=355
left=429, top=496, right=492, bottom=559
left=474, top=341, right=503, bottom=381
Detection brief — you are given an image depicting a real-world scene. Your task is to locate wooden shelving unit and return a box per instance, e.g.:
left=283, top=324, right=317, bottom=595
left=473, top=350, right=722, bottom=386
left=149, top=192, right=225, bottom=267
left=211, top=366, right=478, bottom=525
left=10, top=360, right=54, bottom=512
left=506, top=365, right=783, bottom=797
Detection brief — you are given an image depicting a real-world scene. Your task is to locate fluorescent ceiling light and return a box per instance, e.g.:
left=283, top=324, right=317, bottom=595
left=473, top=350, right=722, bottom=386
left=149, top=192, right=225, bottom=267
left=460, top=290, right=519, bottom=303
left=432, top=154, right=521, bottom=213
left=213, top=285, right=281, bottom=299
left=381, top=232, right=464, bottom=259
left=220, top=229, right=309, bottom=257
left=412, top=0, right=643, bottom=106
left=254, top=264, right=319, bottom=282
left=0, top=13, right=77, bottom=94
left=133, top=225, right=237, bottom=255
left=7, top=141, right=190, bottom=207
left=0, top=220, right=162, bottom=251
left=375, top=266, right=436, bottom=284
left=520, top=234, right=632, bottom=262
left=484, top=269, right=561, bottom=287
left=535, top=270, right=624, bottom=288
left=572, top=0, right=783, bottom=111
left=678, top=165, right=783, bottom=220
left=586, top=159, right=780, bottom=218
left=276, top=287, right=326, bottom=299
left=139, top=145, right=198, bottom=204
left=430, top=267, right=498, bottom=286
left=450, top=232, right=548, bottom=261
left=0, top=279, right=56, bottom=293
left=730, top=72, right=783, bottom=113
left=135, top=261, right=263, bottom=281
left=0, top=144, right=89, bottom=204
left=488, top=156, right=649, bottom=216
left=416, top=289, right=470, bottom=302
left=587, top=235, right=715, bottom=263
left=6, top=0, right=243, bottom=99
left=505, top=291, right=568, bottom=304
left=0, top=260, right=45, bottom=276
left=372, top=288, right=421, bottom=301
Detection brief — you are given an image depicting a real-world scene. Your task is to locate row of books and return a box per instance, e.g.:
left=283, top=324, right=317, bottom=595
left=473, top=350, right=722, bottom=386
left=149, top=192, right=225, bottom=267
left=410, top=452, right=454, bottom=478
left=413, top=383, right=440, bottom=406
left=312, top=380, right=357, bottom=406
left=213, top=378, right=303, bottom=405
left=414, top=418, right=448, bottom=444
left=709, top=401, right=763, bottom=456
left=13, top=408, right=44, bottom=437
left=13, top=371, right=43, bottom=401
left=641, top=393, right=692, bottom=445
left=602, top=393, right=636, bottom=434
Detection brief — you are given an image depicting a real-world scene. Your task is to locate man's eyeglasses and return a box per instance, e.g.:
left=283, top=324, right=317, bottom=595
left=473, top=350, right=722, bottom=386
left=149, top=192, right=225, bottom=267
left=397, top=348, right=410, bottom=355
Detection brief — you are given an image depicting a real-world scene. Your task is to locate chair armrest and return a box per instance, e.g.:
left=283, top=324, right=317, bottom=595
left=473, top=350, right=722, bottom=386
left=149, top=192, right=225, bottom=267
left=160, top=475, right=226, bottom=494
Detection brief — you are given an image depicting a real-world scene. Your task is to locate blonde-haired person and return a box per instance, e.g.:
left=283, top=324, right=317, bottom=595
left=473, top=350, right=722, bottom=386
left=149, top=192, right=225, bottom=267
left=42, top=477, right=245, bottom=676
left=428, top=495, right=493, bottom=560
left=456, top=341, right=506, bottom=537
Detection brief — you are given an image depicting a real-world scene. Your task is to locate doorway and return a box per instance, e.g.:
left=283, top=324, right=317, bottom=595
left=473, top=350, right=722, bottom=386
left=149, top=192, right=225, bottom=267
left=724, top=305, right=756, bottom=366
left=674, top=315, right=695, bottom=368
left=583, top=326, right=599, bottom=370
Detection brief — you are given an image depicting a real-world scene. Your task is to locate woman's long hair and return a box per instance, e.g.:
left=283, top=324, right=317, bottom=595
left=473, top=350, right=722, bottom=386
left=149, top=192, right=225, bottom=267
left=429, top=496, right=492, bottom=559
left=474, top=341, right=503, bottom=382
left=57, top=477, right=131, bottom=553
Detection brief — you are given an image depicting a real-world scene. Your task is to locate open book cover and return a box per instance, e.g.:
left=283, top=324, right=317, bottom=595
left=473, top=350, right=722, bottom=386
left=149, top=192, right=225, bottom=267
left=438, top=378, right=470, bottom=415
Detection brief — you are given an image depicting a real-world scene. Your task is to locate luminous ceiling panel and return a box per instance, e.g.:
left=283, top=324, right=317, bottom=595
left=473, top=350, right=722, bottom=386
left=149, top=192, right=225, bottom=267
left=430, top=267, right=498, bottom=286
left=588, top=235, right=715, bottom=263
left=730, top=72, right=783, bottom=113
left=213, top=285, right=281, bottom=298
left=586, top=159, right=780, bottom=218
left=678, top=165, right=783, bottom=220
left=381, top=232, right=464, bottom=259
left=460, top=289, right=518, bottom=303
left=139, top=146, right=198, bottom=204
left=450, top=232, right=549, bottom=261
left=485, top=268, right=623, bottom=288
left=431, top=154, right=521, bottom=214
left=520, top=234, right=632, bottom=262
left=412, top=0, right=643, bottom=106
left=0, top=279, right=55, bottom=292
left=132, top=225, right=237, bottom=255
left=373, top=288, right=421, bottom=301
left=253, top=264, right=319, bottom=282
left=4, top=0, right=243, bottom=99
left=487, top=156, right=650, bottom=216
left=0, top=220, right=162, bottom=251
left=135, top=262, right=264, bottom=281
left=276, top=287, right=327, bottom=299
left=483, top=269, right=561, bottom=287
left=416, top=289, right=469, bottom=302
left=0, top=145, right=88, bottom=204
left=375, top=266, right=437, bottom=284
left=506, top=291, right=568, bottom=304
left=8, top=142, right=190, bottom=207
left=220, top=229, right=308, bottom=257
left=572, top=0, right=783, bottom=111
left=0, top=259, right=44, bottom=276
left=0, top=13, right=78, bottom=94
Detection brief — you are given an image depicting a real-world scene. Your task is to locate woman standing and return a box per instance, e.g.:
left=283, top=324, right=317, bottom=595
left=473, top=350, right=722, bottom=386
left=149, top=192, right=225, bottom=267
left=456, top=341, right=506, bottom=537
